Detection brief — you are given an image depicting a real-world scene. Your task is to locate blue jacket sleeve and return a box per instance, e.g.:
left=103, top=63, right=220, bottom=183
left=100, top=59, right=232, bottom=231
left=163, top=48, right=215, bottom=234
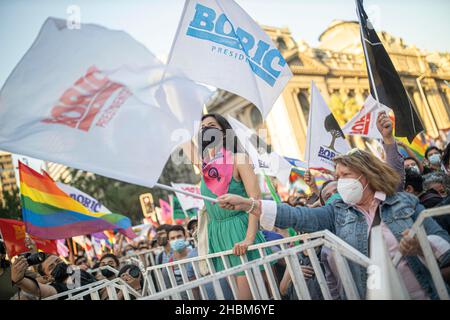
left=275, top=203, right=336, bottom=234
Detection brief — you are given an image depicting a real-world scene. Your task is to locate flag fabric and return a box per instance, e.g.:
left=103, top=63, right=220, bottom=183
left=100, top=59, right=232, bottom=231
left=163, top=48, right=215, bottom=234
left=170, top=183, right=205, bottom=212
left=342, top=95, right=390, bottom=140
left=304, top=82, right=351, bottom=171
left=228, top=116, right=293, bottom=186
left=396, top=136, right=427, bottom=161
left=56, top=239, right=69, bottom=257
left=0, top=218, right=58, bottom=257
left=167, top=0, right=293, bottom=117
left=55, top=182, right=111, bottom=213
left=0, top=17, right=211, bottom=189
left=158, top=199, right=174, bottom=225
left=170, top=195, right=186, bottom=224
left=356, top=0, right=423, bottom=142
left=264, top=174, right=281, bottom=204
left=284, top=157, right=307, bottom=169
left=19, top=161, right=136, bottom=240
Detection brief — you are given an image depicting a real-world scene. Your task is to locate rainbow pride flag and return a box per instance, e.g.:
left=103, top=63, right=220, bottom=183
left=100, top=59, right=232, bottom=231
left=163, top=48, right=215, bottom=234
left=396, top=135, right=427, bottom=161
left=19, top=162, right=136, bottom=240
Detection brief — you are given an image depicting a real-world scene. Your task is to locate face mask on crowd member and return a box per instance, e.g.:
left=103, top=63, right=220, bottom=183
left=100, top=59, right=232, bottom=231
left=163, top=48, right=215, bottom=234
left=199, top=114, right=238, bottom=159
left=168, top=226, right=188, bottom=253
left=337, top=175, right=369, bottom=206
left=319, top=181, right=338, bottom=206
left=425, top=146, right=442, bottom=168
left=429, top=154, right=442, bottom=166
left=37, top=254, right=71, bottom=283
left=99, top=254, right=119, bottom=279
left=199, top=126, right=223, bottom=155
left=325, top=193, right=342, bottom=205
left=155, top=224, right=171, bottom=248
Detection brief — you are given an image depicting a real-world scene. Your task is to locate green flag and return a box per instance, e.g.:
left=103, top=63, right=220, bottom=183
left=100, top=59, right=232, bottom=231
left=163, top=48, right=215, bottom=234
left=186, top=208, right=198, bottom=219
left=171, top=195, right=186, bottom=222
left=263, top=172, right=299, bottom=244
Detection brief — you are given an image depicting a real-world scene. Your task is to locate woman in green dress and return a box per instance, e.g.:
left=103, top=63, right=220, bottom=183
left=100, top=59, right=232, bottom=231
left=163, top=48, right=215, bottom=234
left=183, top=113, right=269, bottom=300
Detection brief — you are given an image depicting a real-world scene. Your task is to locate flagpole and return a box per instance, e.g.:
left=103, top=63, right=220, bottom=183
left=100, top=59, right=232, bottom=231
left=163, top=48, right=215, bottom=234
left=154, top=183, right=218, bottom=203
left=307, top=81, right=314, bottom=169
left=356, top=1, right=381, bottom=106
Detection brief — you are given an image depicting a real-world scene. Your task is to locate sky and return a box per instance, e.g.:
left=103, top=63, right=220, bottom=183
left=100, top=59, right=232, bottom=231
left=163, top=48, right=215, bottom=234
left=1, top=0, right=449, bottom=87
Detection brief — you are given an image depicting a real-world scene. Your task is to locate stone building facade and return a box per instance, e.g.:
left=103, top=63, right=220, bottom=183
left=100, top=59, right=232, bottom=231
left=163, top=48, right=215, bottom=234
left=206, top=21, right=450, bottom=160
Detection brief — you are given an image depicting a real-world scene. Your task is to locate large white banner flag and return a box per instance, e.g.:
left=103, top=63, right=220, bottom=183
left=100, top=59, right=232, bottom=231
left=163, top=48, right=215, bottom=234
left=304, top=82, right=351, bottom=171
left=227, top=116, right=292, bottom=186
left=342, top=95, right=390, bottom=140
left=167, top=0, right=293, bottom=117
left=0, top=18, right=211, bottom=188
left=171, top=183, right=204, bottom=212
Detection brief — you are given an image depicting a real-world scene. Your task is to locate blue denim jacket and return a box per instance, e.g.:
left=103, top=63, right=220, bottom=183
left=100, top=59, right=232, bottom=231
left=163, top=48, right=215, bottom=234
left=274, top=192, right=450, bottom=299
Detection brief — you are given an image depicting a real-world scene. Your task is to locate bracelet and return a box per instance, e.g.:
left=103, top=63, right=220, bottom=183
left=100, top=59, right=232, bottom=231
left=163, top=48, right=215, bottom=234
left=246, top=198, right=255, bottom=214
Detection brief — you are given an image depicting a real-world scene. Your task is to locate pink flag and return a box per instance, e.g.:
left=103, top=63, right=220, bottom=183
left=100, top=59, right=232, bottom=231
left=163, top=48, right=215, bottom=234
left=57, top=239, right=69, bottom=257
left=159, top=199, right=173, bottom=224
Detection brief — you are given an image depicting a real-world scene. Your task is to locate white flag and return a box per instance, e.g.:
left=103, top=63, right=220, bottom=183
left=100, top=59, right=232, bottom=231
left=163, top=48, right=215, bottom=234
left=167, top=0, right=293, bottom=117
left=305, top=82, right=351, bottom=171
left=55, top=182, right=112, bottom=214
left=342, top=95, right=390, bottom=140
left=227, top=116, right=292, bottom=186
left=0, top=18, right=211, bottom=188
left=170, top=183, right=204, bottom=212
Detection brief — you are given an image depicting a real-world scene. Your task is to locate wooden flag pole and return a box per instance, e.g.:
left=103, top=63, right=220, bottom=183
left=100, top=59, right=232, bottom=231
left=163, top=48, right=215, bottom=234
left=154, top=183, right=218, bottom=203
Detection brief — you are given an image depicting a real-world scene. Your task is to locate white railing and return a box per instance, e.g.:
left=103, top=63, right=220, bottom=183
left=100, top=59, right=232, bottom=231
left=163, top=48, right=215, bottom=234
left=389, top=205, right=450, bottom=300
left=45, top=206, right=449, bottom=300
left=138, top=230, right=371, bottom=300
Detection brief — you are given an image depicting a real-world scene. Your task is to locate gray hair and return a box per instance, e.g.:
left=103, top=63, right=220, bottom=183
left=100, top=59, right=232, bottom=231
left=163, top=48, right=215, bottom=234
left=422, top=172, right=450, bottom=193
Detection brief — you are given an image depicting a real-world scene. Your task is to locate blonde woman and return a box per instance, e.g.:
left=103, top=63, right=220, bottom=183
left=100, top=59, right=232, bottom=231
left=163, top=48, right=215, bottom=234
left=218, top=149, right=450, bottom=300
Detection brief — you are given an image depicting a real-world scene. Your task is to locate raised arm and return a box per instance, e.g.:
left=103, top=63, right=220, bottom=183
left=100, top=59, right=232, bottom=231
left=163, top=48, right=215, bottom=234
left=377, top=111, right=405, bottom=192
left=217, top=194, right=336, bottom=234
left=11, top=256, right=58, bottom=298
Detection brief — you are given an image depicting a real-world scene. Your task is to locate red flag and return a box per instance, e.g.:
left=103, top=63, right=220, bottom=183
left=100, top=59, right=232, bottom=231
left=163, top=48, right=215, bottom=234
left=0, top=218, right=58, bottom=257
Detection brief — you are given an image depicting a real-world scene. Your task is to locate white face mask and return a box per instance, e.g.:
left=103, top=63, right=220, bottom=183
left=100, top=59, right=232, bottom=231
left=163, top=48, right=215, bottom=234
left=337, top=175, right=368, bottom=205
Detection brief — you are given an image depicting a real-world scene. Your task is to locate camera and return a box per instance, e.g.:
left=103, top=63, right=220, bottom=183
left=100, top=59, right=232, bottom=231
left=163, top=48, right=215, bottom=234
left=20, top=252, right=46, bottom=266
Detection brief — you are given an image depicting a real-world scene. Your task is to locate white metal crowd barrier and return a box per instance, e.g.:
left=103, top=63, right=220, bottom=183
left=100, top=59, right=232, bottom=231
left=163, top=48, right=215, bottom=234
left=44, top=275, right=142, bottom=300
left=138, top=230, right=371, bottom=300
left=389, top=205, right=450, bottom=300
left=45, top=206, right=449, bottom=300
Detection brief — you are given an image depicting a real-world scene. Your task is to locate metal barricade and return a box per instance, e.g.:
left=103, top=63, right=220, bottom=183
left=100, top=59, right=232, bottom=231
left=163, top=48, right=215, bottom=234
left=139, top=230, right=371, bottom=300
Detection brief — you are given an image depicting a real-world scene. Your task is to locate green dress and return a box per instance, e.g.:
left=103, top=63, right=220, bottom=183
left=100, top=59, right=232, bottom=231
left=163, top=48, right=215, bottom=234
left=201, top=175, right=270, bottom=274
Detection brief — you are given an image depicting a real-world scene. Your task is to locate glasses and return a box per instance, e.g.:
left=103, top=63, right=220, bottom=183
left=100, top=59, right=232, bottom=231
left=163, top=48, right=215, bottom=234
left=346, top=148, right=362, bottom=156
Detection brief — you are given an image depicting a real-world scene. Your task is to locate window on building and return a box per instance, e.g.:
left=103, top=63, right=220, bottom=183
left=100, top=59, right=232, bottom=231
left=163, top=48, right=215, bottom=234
left=277, top=38, right=288, bottom=51
left=250, top=106, right=263, bottom=128
left=297, top=91, right=310, bottom=125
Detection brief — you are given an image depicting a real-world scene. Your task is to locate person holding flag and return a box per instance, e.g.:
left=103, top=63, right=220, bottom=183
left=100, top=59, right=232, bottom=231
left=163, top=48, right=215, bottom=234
left=182, top=113, right=271, bottom=300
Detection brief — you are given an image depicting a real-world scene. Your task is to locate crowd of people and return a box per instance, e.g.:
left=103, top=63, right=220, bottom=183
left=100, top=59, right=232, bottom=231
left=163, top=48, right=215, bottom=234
left=1, top=111, right=450, bottom=301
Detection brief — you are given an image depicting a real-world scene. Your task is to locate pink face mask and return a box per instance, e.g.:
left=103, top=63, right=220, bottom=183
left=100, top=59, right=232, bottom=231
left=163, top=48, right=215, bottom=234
left=202, top=147, right=233, bottom=197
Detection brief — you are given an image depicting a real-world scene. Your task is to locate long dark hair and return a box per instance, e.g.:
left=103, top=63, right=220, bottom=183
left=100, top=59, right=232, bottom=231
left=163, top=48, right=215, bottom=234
left=200, top=114, right=240, bottom=154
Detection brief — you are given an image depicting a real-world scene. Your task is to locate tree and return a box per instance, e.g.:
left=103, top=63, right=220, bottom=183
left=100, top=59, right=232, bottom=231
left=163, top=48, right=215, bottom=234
left=324, top=114, right=345, bottom=152
left=0, top=187, right=21, bottom=220
left=329, top=94, right=361, bottom=127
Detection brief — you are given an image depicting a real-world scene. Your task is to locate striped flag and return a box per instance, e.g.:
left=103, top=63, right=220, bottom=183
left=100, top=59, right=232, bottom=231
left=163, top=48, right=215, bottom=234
left=19, top=162, right=136, bottom=240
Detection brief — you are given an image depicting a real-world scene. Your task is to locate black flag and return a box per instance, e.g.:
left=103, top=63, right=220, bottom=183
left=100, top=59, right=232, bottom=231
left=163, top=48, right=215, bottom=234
left=356, top=0, right=423, bottom=142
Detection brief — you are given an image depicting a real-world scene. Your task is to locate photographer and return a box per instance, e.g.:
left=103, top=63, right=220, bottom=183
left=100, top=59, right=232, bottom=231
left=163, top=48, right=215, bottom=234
left=0, top=240, right=18, bottom=300
left=11, top=253, right=96, bottom=299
